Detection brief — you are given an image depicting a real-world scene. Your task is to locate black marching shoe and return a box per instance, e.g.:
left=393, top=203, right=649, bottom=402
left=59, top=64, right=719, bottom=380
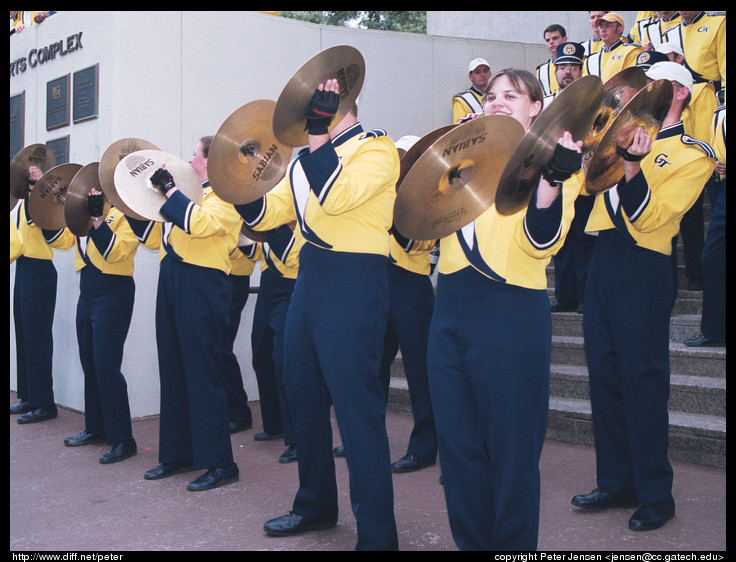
left=278, top=444, right=297, bottom=464
left=64, top=430, right=106, bottom=447
left=254, top=430, right=284, bottom=441
left=229, top=420, right=253, bottom=434
left=99, top=439, right=137, bottom=464
left=628, top=497, right=675, bottom=531
left=391, top=453, right=436, bottom=473
left=263, top=512, right=337, bottom=537
left=144, top=462, right=195, bottom=480
left=187, top=463, right=239, bottom=492
left=571, top=487, right=639, bottom=510
left=10, top=401, right=31, bottom=415
left=17, top=405, right=57, bottom=424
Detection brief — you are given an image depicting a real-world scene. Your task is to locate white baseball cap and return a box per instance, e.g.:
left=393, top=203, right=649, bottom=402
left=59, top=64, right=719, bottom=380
left=656, top=41, right=684, bottom=57
left=645, top=61, right=693, bottom=92
left=468, top=58, right=490, bottom=73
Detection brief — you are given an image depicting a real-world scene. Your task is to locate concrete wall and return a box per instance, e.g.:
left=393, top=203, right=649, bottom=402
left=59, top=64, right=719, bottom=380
left=10, top=11, right=552, bottom=417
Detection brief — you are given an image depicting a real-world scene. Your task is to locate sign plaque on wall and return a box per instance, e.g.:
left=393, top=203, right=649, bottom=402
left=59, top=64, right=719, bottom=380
left=46, top=74, right=70, bottom=131
left=73, top=64, right=99, bottom=123
left=10, top=92, right=26, bottom=161
left=47, top=135, right=70, bottom=165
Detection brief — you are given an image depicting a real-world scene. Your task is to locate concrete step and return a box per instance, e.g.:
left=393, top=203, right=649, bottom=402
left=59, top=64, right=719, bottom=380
left=546, top=397, right=726, bottom=468
left=549, top=364, right=726, bottom=417
left=549, top=335, right=726, bottom=378
left=551, top=310, right=709, bottom=342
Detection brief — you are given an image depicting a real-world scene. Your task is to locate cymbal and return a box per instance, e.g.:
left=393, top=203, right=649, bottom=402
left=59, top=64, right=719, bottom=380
left=113, top=150, right=203, bottom=222
left=581, top=66, right=648, bottom=176
left=10, top=143, right=57, bottom=201
left=27, top=163, right=82, bottom=230
left=393, top=114, right=525, bottom=241
left=397, top=125, right=456, bottom=190
left=209, top=99, right=292, bottom=205
left=99, top=138, right=160, bottom=220
left=495, top=75, right=604, bottom=215
left=584, top=79, right=673, bottom=194
left=240, top=221, right=272, bottom=243
left=273, top=45, right=365, bottom=147
left=65, top=162, right=112, bottom=236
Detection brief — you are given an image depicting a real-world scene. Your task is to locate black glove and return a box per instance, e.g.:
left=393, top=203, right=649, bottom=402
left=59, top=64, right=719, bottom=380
left=615, top=144, right=646, bottom=162
left=150, top=168, right=175, bottom=194
left=87, top=193, right=105, bottom=217
left=304, top=87, right=340, bottom=135
left=542, top=143, right=582, bottom=186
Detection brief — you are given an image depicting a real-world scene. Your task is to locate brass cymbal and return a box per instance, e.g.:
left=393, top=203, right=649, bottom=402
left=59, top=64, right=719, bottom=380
left=273, top=45, right=365, bottom=147
left=393, top=115, right=525, bottom=241
left=65, top=162, right=112, bottom=236
left=99, top=138, right=160, bottom=220
left=10, top=143, right=57, bottom=201
left=209, top=99, right=292, bottom=205
left=584, top=79, right=673, bottom=194
left=495, top=75, right=604, bottom=215
left=27, top=163, right=82, bottom=230
left=113, top=150, right=203, bottom=222
left=581, top=66, right=648, bottom=177
left=397, top=125, right=456, bottom=190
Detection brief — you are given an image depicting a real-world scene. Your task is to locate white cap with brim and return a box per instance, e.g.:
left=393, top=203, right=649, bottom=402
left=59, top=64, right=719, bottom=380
left=468, top=58, right=490, bottom=73
left=645, top=61, right=693, bottom=93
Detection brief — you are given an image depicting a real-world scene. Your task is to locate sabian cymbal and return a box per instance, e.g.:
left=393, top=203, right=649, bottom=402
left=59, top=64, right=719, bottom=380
left=99, top=138, right=160, bottom=220
left=209, top=99, right=292, bottom=204
left=240, top=221, right=272, bottom=244
left=495, top=75, right=604, bottom=215
left=273, top=45, right=365, bottom=147
left=584, top=79, right=673, bottom=194
left=393, top=114, right=525, bottom=241
left=397, top=125, right=456, bottom=190
left=65, top=162, right=112, bottom=236
left=27, top=163, right=82, bottom=230
left=113, top=149, right=203, bottom=222
left=581, top=66, right=648, bottom=176
left=10, top=144, right=57, bottom=201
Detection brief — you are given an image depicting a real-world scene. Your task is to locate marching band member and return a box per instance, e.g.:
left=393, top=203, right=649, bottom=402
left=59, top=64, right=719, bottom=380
left=11, top=167, right=67, bottom=424
left=380, top=137, right=438, bottom=473
left=584, top=13, right=642, bottom=84
left=536, top=24, right=567, bottom=97
left=135, top=137, right=243, bottom=492
left=452, top=58, right=492, bottom=124
left=572, top=62, right=716, bottom=531
left=237, top=80, right=400, bottom=550
left=57, top=192, right=149, bottom=464
left=428, top=68, right=584, bottom=550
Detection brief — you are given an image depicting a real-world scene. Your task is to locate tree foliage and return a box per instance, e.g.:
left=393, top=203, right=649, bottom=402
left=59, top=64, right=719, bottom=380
left=281, top=11, right=426, bottom=34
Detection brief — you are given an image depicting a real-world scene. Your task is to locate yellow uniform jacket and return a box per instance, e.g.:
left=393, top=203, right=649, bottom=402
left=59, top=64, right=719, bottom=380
left=438, top=171, right=585, bottom=290
left=241, top=123, right=399, bottom=258
left=10, top=199, right=67, bottom=260
left=585, top=122, right=716, bottom=255
left=452, top=87, right=485, bottom=124
left=664, top=12, right=726, bottom=94
left=584, top=39, right=643, bottom=83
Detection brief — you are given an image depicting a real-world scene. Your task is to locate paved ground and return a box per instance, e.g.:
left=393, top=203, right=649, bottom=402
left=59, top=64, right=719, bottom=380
left=10, top=391, right=726, bottom=552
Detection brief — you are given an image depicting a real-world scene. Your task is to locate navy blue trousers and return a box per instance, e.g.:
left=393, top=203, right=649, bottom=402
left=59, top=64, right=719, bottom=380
left=76, top=267, right=134, bottom=444
left=283, top=244, right=398, bottom=551
left=701, top=179, right=726, bottom=340
left=584, top=230, right=673, bottom=503
left=222, top=273, right=252, bottom=426
left=251, top=268, right=296, bottom=443
left=428, top=266, right=550, bottom=551
left=378, top=262, right=437, bottom=461
left=155, top=256, right=234, bottom=469
left=13, top=256, right=57, bottom=408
